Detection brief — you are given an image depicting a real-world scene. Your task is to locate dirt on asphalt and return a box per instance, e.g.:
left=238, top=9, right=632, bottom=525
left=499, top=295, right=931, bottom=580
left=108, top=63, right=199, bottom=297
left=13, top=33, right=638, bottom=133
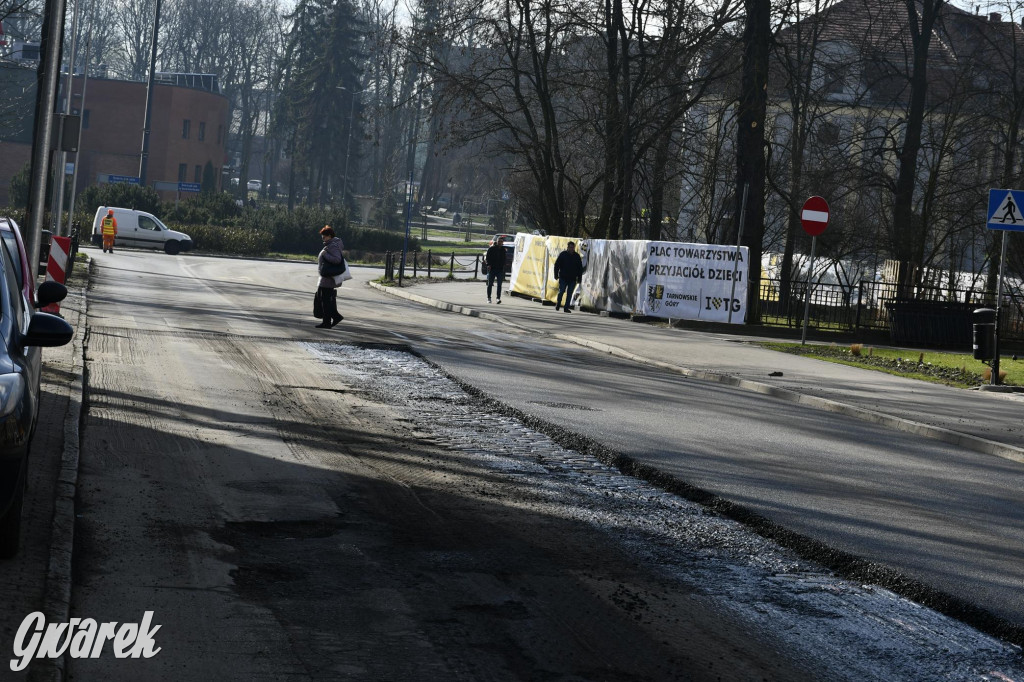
left=69, top=322, right=810, bottom=681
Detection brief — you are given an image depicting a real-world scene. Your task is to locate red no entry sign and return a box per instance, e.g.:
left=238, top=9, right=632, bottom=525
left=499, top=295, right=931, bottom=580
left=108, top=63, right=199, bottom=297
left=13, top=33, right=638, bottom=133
left=801, top=196, right=830, bottom=236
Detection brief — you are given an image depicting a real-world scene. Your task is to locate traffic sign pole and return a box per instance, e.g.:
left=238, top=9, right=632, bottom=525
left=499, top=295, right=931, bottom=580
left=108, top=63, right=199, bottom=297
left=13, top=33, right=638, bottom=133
left=992, top=231, right=1008, bottom=385
left=798, top=196, right=830, bottom=345
left=800, top=235, right=817, bottom=345
left=983, top=188, right=1022, bottom=385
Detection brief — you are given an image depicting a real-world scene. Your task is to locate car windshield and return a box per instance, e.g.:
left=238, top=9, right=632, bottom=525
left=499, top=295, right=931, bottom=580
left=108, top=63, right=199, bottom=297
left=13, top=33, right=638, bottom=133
left=0, top=231, right=23, bottom=289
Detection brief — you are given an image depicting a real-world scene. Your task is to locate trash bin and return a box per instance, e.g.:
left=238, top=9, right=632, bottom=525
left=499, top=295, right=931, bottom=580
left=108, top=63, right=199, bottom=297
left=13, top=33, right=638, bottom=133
left=973, top=308, right=996, bottom=360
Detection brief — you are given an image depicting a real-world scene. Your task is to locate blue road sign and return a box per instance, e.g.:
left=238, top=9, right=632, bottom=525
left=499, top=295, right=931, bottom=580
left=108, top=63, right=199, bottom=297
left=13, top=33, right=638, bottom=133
left=107, top=174, right=140, bottom=185
left=178, top=182, right=201, bottom=193
left=987, top=188, right=1024, bottom=231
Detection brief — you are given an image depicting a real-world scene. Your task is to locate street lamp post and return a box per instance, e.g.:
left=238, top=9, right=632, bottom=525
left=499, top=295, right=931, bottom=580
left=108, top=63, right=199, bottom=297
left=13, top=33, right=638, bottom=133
left=338, top=86, right=363, bottom=220
left=139, top=0, right=164, bottom=186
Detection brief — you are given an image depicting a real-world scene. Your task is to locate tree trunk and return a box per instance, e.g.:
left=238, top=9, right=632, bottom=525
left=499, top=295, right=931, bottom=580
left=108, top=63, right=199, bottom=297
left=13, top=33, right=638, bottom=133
left=892, top=0, right=943, bottom=296
left=649, top=129, right=671, bottom=241
left=595, top=0, right=620, bottom=240
left=734, top=0, right=770, bottom=323
left=780, top=126, right=804, bottom=309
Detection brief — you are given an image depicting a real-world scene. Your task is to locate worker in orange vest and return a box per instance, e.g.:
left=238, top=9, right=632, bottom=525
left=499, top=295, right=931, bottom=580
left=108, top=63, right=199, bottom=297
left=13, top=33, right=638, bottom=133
left=101, top=209, right=117, bottom=253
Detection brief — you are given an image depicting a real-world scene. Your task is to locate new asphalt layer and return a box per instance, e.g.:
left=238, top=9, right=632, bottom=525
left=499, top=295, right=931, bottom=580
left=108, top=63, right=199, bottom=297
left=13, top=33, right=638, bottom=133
left=369, top=278, right=1024, bottom=464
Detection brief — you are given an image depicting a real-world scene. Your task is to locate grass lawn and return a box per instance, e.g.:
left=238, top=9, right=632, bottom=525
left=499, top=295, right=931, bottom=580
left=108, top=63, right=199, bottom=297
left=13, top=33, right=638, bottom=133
left=266, top=252, right=317, bottom=262
left=760, top=341, right=1024, bottom=388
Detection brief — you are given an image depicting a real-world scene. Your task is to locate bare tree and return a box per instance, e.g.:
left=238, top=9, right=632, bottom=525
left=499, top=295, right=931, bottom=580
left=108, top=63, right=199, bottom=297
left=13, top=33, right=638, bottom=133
left=106, top=0, right=157, bottom=81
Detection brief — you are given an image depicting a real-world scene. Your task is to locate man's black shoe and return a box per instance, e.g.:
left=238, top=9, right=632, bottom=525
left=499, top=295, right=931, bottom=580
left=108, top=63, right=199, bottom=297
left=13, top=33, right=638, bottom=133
left=329, top=315, right=344, bottom=327
left=315, top=322, right=330, bottom=328
left=564, top=308, right=572, bottom=313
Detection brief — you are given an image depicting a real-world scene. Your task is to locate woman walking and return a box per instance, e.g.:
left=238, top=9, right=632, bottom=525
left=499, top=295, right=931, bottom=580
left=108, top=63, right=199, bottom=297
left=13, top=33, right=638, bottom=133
left=316, top=225, right=345, bottom=328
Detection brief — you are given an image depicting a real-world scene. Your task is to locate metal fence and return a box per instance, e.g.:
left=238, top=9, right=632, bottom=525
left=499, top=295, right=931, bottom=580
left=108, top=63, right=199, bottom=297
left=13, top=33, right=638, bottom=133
left=758, top=278, right=1024, bottom=344
left=384, top=250, right=480, bottom=281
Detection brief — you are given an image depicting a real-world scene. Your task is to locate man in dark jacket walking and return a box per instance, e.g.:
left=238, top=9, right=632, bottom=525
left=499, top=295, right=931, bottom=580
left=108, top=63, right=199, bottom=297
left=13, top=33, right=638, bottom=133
left=553, top=241, right=584, bottom=313
left=485, top=237, right=507, bottom=303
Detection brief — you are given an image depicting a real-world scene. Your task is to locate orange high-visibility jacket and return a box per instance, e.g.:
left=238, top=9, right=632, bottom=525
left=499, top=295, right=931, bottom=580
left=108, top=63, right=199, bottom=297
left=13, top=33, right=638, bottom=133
left=101, top=215, right=117, bottom=236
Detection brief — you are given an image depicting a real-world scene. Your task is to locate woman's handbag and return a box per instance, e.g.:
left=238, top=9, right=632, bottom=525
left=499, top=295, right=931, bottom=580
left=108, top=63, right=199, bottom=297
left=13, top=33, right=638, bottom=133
left=319, top=258, right=347, bottom=277
left=313, top=289, right=324, bottom=319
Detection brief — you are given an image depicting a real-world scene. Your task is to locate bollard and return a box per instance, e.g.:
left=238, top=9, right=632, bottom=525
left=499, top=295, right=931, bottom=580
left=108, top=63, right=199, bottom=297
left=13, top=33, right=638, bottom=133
left=449, top=251, right=455, bottom=278
left=67, top=226, right=80, bottom=278
left=475, top=254, right=480, bottom=278
left=427, top=249, right=432, bottom=278
left=413, top=252, right=418, bottom=278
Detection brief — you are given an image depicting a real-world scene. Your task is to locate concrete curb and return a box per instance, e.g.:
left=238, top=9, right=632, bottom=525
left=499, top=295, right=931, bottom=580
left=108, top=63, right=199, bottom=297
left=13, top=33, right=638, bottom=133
left=370, top=281, right=1024, bottom=466
left=35, top=274, right=88, bottom=682
left=369, top=281, right=536, bottom=334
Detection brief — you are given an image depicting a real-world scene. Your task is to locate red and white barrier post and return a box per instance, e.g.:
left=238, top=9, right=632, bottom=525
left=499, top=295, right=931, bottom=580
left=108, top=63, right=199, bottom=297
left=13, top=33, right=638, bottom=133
left=42, top=235, right=72, bottom=314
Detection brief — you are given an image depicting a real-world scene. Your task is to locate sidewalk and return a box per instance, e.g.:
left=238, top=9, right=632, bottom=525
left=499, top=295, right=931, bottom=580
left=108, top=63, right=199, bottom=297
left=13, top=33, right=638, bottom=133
left=370, top=278, right=1024, bottom=464
left=0, top=274, right=86, bottom=682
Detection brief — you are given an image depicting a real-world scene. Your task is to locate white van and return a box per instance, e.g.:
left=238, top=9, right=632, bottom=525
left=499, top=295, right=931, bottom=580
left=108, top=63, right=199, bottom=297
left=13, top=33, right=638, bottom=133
left=91, top=207, right=193, bottom=255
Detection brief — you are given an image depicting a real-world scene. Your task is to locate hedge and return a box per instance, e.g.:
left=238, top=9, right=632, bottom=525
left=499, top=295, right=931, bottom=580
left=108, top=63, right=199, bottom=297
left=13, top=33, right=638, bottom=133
left=166, top=223, right=274, bottom=256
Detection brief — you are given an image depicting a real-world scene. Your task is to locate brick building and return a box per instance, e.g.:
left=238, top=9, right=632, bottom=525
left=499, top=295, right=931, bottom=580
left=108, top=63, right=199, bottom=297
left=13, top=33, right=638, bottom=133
left=0, top=69, right=229, bottom=205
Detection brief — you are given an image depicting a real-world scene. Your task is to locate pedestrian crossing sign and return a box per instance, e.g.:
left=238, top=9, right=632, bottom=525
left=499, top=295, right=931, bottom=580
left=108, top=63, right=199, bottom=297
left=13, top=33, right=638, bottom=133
left=987, top=188, right=1024, bottom=231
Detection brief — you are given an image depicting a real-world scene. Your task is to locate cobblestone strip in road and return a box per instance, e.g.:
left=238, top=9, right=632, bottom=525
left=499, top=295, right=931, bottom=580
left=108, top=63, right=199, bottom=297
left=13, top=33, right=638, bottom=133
left=307, top=343, right=1024, bottom=682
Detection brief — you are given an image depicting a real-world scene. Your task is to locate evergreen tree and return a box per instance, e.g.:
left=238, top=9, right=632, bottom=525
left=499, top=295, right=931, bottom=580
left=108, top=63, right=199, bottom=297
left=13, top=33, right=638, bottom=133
left=278, top=0, right=365, bottom=206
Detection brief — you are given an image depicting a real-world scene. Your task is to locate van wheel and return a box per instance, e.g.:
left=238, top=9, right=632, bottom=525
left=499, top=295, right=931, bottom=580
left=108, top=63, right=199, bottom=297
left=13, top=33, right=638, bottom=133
left=0, top=477, right=24, bottom=559
left=164, top=241, right=181, bottom=255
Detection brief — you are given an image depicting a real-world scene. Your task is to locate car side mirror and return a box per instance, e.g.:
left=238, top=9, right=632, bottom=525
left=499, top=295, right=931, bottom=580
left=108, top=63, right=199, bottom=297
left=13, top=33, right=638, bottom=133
left=36, top=281, right=68, bottom=308
left=24, top=312, right=74, bottom=347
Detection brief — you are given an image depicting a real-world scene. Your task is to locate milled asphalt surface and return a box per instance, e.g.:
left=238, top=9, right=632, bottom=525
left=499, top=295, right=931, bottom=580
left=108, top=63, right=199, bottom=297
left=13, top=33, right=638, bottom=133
left=22, top=264, right=1024, bottom=677
left=370, top=279, right=1024, bottom=463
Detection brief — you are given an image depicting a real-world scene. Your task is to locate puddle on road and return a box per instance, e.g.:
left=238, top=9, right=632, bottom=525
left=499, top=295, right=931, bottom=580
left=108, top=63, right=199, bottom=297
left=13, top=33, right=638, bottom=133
left=306, top=342, right=1023, bottom=681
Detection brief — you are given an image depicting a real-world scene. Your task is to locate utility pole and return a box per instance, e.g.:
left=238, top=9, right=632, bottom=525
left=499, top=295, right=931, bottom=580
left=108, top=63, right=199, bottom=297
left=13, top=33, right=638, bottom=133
left=139, top=0, right=164, bottom=186
left=53, top=0, right=85, bottom=236
left=26, top=0, right=68, bottom=276
left=65, top=0, right=96, bottom=240
left=399, top=87, right=424, bottom=286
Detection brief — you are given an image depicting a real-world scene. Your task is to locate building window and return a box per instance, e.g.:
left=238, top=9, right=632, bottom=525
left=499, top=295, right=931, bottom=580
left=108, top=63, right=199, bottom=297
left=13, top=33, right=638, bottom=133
left=182, top=119, right=191, bottom=139
left=198, top=122, right=206, bottom=141
left=178, top=164, right=187, bottom=181
left=195, top=165, right=202, bottom=183
left=82, top=109, right=90, bottom=129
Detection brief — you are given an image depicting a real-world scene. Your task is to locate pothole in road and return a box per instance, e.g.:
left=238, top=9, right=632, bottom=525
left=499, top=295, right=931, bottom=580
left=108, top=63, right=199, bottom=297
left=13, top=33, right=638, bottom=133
left=306, top=342, right=1024, bottom=681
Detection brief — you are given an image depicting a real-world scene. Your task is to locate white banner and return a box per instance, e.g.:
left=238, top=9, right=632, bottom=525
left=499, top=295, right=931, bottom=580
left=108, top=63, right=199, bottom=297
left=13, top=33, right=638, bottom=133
left=634, top=242, right=749, bottom=323
left=579, top=239, right=647, bottom=314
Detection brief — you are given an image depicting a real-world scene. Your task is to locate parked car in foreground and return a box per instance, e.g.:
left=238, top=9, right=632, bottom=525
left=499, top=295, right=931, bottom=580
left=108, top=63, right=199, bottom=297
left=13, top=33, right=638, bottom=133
left=0, top=218, right=37, bottom=306
left=0, top=231, right=74, bottom=558
left=91, top=207, right=193, bottom=255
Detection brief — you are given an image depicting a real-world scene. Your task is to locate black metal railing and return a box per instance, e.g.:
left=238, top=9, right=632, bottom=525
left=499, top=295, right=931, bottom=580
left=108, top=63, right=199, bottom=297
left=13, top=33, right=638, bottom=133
left=757, top=278, right=1024, bottom=343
